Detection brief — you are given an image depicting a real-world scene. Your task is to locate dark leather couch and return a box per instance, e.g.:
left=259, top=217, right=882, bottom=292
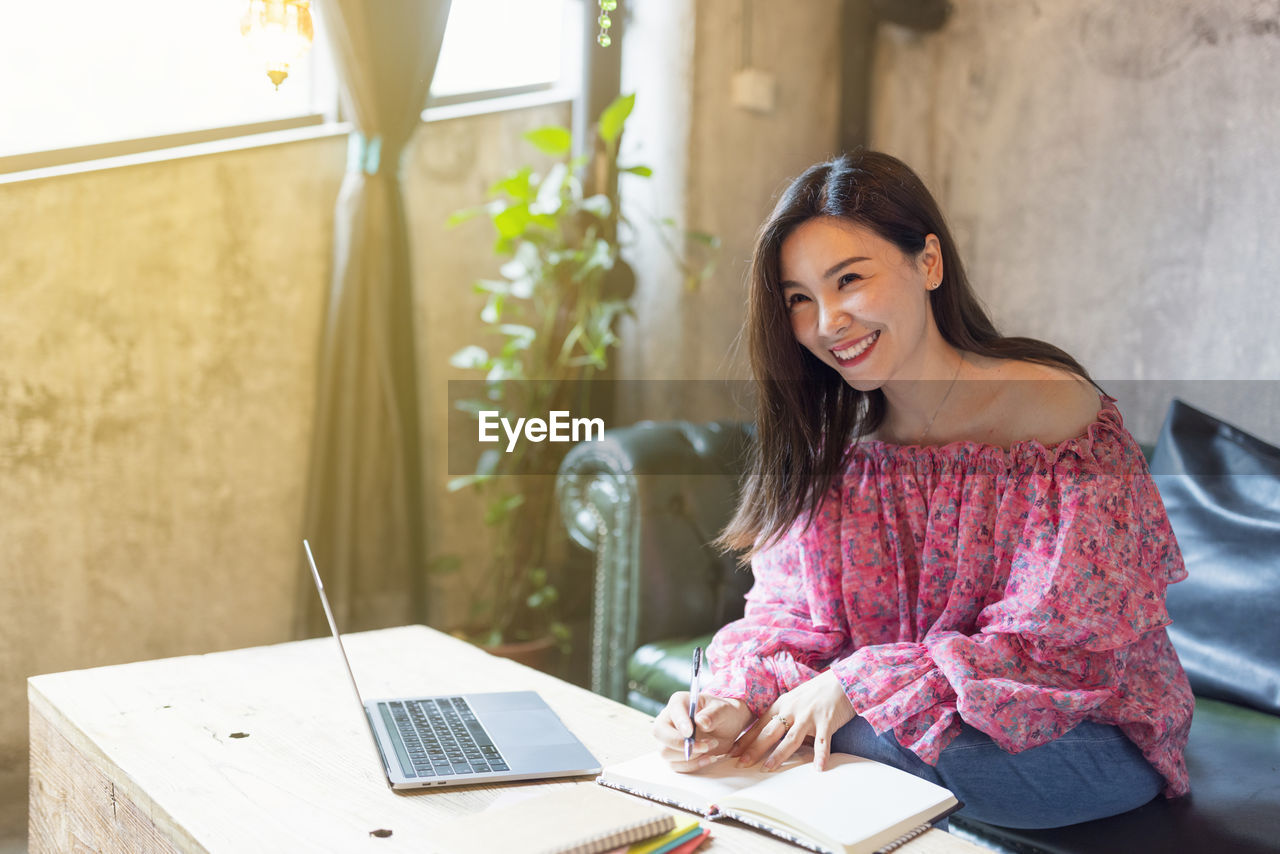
left=556, top=400, right=1280, bottom=854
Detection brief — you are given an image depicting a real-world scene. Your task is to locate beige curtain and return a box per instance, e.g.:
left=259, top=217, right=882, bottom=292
left=296, top=0, right=452, bottom=636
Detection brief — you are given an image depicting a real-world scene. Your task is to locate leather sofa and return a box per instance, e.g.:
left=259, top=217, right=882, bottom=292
left=556, top=399, right=1280, bottom=854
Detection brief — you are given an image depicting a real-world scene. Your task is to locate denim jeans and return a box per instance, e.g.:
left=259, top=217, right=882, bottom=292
left=830, top=716, right=1165, bottom=829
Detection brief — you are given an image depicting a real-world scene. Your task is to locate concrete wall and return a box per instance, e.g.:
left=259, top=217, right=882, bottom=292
left=0, top=101, right=567, bottom=841
left=0, top=138, right=339, bottom=837
left=869, top=0, right=1280, bottom=442
left=617, top=0, right=1280, bottom=442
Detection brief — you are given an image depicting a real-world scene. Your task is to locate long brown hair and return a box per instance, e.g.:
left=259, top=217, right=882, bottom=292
left=717, top=151, right=1099, bottom=560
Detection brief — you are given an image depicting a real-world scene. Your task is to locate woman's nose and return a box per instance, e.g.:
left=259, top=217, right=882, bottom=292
left=816, top=298, right=851, bottom=338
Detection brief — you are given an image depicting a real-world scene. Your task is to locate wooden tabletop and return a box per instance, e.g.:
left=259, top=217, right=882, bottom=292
left=28, top=625, right=988, bottom=853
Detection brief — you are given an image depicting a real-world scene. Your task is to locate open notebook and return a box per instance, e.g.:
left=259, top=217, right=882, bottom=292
left=598, top=748, right=960, bottom=854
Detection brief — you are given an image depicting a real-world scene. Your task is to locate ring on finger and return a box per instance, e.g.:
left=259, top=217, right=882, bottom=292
left=773, top=713, right=791, bottom=730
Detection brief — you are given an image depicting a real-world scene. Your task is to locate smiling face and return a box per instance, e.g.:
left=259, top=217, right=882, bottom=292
left=779, top=217, right=944, bottom=392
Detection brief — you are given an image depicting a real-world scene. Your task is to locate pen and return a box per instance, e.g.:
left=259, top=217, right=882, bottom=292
left=685, top=646, right=702, bottom=761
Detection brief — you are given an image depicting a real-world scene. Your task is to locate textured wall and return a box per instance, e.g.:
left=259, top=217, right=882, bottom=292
left=869, top=0, right=1280, bottom=442
left=0, top=137, right=342, bottom=836
left=0, top=101, right=568, bottom=841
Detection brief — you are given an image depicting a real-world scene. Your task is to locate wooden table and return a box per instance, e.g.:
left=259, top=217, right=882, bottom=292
left=29, top=625, right=987, bottom=853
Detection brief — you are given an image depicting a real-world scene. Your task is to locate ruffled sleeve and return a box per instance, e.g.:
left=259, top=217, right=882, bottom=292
left=831, top=407, right=1190, bottom=769
left=702, top=496, right=852, bottom=717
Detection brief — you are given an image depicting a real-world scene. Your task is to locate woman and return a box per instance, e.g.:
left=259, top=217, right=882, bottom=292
left=651, top=151, right=1192, bottom=829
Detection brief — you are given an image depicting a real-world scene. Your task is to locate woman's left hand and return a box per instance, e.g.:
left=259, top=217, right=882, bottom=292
left=730, top=669, right=855, bottom=772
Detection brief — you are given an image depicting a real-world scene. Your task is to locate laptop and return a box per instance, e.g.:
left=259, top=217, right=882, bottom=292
left=303, top=540, right=602, bottom=791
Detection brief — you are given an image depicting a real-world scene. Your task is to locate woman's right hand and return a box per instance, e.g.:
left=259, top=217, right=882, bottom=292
left=652, top=692, right=754, bottom=772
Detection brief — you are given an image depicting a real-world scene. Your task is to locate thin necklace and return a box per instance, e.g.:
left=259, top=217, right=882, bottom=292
left=918, top=352, right=964, bottom=443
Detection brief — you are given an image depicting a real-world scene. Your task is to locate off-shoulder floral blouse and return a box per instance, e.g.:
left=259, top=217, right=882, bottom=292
left=703, top=394, right=1193, bottom=797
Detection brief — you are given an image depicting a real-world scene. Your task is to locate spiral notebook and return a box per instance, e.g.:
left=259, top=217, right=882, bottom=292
left=597, top=748, right=960, bottom=854
left=432, top=784, right=677, bottom=854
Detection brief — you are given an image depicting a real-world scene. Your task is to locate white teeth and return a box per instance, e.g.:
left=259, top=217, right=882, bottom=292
left=833, top=331, right=879, bottom=360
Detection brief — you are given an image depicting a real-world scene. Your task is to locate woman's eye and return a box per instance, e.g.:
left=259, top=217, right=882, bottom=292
left=785, top=293, right=809, bottom=309
left=838, top=273, right=862, bottom=287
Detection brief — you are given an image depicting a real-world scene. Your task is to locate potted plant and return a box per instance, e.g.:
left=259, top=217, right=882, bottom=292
left=438, top=93, right=716, bottom=670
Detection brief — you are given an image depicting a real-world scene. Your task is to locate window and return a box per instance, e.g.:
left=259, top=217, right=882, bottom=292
left=0, top=0, right=338, bottom=171
left=0, top=0, right=582, bottom=176
left=427, top=0, right=581, bottom=107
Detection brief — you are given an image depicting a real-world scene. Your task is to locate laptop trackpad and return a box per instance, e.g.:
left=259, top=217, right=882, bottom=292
left=464, top=691, right=595, bottom=773
left=483, top=708, right=578, bottom=746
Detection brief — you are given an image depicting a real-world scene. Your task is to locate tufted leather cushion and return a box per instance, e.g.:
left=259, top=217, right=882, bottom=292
left=1150, top=398, right=1280, bottom=714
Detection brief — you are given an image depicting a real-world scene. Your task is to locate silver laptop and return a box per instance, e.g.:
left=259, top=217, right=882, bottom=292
left=304, top=540, right=601, bottom=791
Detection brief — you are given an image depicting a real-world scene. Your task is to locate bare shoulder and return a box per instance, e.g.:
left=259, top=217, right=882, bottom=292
left=1001, top=360, right=1103, bottom=447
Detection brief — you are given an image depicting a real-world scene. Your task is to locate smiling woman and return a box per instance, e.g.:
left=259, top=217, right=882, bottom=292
left=648, top=151, right=1195, bottom=833
left=780, top=219, right=942, bottom=390
left=722, top=151, right=1104, bottom=551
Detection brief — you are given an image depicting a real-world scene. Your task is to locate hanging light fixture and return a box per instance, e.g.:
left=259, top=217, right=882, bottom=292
left=240, top=0, right=314, bottom=90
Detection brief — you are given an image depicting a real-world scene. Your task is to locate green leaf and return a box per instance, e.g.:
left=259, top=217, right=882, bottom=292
left=527, top=585, right=558, bottom=609
left=529, top=213, right=559, bottom=230
left=473, top=278, right=511, bottom=295
left=446, top=206, right=484, bottom=228
left=494, top=323, right=535, bottom=343
left=523, top=126, right=573, bottom=157
left=487, top=361, right=524, bottom=383
left=573, top=237, right=614, bottom=279
left=490, top=166, right=534, bottom=201
left=492, top=204, right=531, bottom=240
left=550, top=621, right=572, bottom=645
left=447, top=473, right=492, bottom=492
left=558, top=322, right=586, bottom=363
left=620, top=164, right=653, bottom=177
left=598, top=93, right=636, bottom=145
left=480, top=295, right=503, bottom=324
left=475, top=449, right=501, bottom=477
left=499, top=258, right=528, bottom=281
left=580, top=194, right=612, bottom=219
left=532, top=162, right=568, bottom=215
left=567, top=352, right=608, bottom=369
left=449, top=345, right=489, bottom=370
left=508, top=276, right=534, bottom=299
left=484, top=492, right=525, bottom=526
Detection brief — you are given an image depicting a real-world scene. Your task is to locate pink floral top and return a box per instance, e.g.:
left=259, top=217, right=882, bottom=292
left=704, top=394, right=1193, bottom=797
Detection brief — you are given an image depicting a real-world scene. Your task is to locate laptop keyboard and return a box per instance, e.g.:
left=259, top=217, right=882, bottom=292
left=378, top=697, right=509, bottom=779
